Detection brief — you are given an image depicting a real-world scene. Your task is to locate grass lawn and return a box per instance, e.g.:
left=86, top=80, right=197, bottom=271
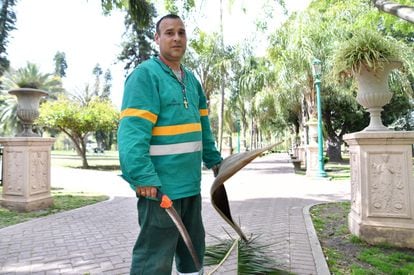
left=0, top=150, right=117, bottom=229
left=0, top=187, right=108, bottom=229
left=306, top=156, right=414, bottom=273
left=293, top=158, right=352, bottom=180
left=51, top=150, right=120, bottom=171
left=325, top=159, right=351, bottom=180
left=311, top=202, right=414, bottom=274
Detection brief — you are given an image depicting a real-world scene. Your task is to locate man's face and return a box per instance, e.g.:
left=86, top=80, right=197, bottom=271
left=155, top=18, right=187, bottom=63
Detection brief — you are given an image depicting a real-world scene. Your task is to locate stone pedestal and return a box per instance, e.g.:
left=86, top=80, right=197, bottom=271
left=306, top=144, right=319, bottom=177
left=298, top=145, right=306, bottom=168
left=306, top=120, right=325, bottom=178
left=344, top=131, right=414, bottom=248
left=0, top=137, right=55, bottom=212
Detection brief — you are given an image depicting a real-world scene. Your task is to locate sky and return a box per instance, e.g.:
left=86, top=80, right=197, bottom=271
left=7, top=0, right=310, bottom=109
left=8, top=0, right=126, bottom=107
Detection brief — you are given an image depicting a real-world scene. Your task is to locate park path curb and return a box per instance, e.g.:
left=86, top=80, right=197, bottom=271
left=303, top=204, right=331, bottom=275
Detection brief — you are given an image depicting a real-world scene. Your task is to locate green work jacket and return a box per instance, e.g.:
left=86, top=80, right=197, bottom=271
left=118, top=57, right=222, bottom=200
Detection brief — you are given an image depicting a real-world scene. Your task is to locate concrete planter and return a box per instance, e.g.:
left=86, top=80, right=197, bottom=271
left=1, top=89, right=54, bottom=212
left=9, top=88, right=48, bottom=137
left=355, top=61, right=401, bottom=131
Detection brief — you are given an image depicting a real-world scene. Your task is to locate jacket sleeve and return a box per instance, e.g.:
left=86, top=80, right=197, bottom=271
left=196, top=78, right=223, bottom=168
left=117, top=66, right=162, bottom=190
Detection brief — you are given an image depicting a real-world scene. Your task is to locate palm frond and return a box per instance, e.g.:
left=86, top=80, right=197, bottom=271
left=205, top=234, right=291, bottom=275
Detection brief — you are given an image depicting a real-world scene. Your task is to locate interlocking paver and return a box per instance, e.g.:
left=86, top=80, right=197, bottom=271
left=0, top=153, right=349, bottom=274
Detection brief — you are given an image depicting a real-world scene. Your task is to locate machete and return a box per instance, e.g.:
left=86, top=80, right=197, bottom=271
left=156, top=190, right=202, bottom=271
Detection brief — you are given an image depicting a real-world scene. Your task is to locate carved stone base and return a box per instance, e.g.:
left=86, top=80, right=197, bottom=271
left=344, top=131, right=414, bottom=248
left=306, top=144, right=327, bottom=178
left=0, top=137, right=55, bottom=212
left=349, top=211, right=414, bottom=248
left=306, top=144, right=319, bottom=177
left=1, top=196, right=53, bottom=212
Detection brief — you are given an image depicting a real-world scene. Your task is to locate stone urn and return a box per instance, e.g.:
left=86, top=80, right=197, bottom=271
left=355, top=61, right=401, bottom=131
left=8, top=88, right=48, bottom=137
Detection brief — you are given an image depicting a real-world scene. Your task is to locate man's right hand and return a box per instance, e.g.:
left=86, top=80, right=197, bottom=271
left=137, top=186, right=157, bottom=198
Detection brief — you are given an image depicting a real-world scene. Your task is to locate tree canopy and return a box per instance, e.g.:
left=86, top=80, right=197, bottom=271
left=37, top=96, right=119, bottom=168
left=0, top=0, right=413, bottom=159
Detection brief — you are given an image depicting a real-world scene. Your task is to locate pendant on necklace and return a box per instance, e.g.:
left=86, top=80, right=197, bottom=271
left=184, top=99, right=189, bottom=109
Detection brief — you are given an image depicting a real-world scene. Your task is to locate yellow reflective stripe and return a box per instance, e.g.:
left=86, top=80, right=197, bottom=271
left=150, top=141, right=202, bottom=156
left=152, top=123, right=201, bottom=136
left=199, top=109, right=208, bottom=116
left=120, top=108, right=157, bottom=124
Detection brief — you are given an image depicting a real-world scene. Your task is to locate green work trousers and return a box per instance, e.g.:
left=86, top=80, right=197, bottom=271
left=130, top=194, right=205, bottom=275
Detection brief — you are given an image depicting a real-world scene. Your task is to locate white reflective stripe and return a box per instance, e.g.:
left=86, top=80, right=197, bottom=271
left=150, top=141, right=202, bottom=156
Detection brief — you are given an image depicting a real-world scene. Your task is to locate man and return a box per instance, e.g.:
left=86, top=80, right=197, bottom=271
left=118, top=14, right=222, bottom=275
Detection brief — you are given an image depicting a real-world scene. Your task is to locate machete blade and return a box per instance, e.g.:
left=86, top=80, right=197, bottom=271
left=157, top=191, right=202, bottom=271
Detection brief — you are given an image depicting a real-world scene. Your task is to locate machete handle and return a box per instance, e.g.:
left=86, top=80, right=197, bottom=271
left=156, top=189, right=173, bottom=209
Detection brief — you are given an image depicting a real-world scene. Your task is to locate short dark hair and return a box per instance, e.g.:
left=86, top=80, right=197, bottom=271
left=156, top=14, right=181, bottom=34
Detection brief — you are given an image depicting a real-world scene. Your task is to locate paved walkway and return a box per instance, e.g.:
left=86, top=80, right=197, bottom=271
left=0, top=153, right=350, bottom=274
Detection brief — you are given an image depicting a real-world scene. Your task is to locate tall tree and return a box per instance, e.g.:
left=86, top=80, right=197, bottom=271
left=217, top=0, right=225, bottom=153
left=187, top=31, right=222, bottom=104
left=102, top=0, right=195, bottom=74
left=117, top=13, right=157, bottom=74
left=102, top=69, right=112, bottom=99
left=101, top=0, right=196, bottom=28
left=94, top=67, right=114, bottom=150
left=53, top=51, right=68, bottom=78
left=0, top=0, right=17, bottom=79
left=237, top=56, right=270, bottom=150
left=92, top=63, right=103, bottom=96
left=267, top=11, right=317, bottom=151
left=267, top=0, right=414, bottom=161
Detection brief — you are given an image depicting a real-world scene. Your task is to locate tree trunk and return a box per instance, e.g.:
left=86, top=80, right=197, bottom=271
left=77, top=140, right=89, bottom=168
left=372, top=0, right=414, bottom=24
left=326, top=137, right=342, bottom=162
left=81, top=150, right=89, bottom=168
left=228, top=135, right=233, bottom=155
left=323, top=105, right=343, bottom=163
left=61, top=128, right=90, bottom=168
left=243, top=126, right=248, bottom=151
left=250, top=117, right=254, bottom=150
left=218, top=79, right=225, bottom=152
left=217, top=0, right=225, bottom=153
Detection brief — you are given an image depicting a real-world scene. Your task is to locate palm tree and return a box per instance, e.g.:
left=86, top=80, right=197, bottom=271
left=236, top=55, right=271, bottom=150
left=2, top=62, right=64, bottom=94
left=0, top=92, right=17, bottom=136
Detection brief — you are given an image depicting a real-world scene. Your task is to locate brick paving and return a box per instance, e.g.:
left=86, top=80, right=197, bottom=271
left=0, top=153, right=350, bottom=274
